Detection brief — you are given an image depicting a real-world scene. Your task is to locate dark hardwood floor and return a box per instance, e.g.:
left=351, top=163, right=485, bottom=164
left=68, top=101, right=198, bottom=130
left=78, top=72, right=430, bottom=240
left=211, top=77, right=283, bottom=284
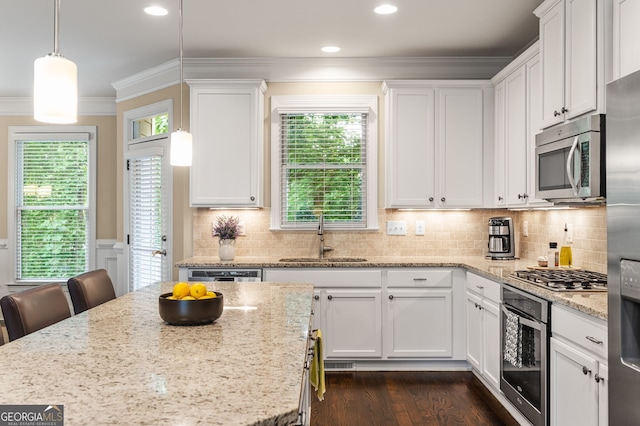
left=311, top=371, right=519, bottom=426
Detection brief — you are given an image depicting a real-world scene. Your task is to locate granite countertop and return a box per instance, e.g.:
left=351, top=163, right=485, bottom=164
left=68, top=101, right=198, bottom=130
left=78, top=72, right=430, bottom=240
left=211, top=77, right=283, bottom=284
left=177, top=255, right=608, bottom=321
left=0, top=281, right=314, bottom=426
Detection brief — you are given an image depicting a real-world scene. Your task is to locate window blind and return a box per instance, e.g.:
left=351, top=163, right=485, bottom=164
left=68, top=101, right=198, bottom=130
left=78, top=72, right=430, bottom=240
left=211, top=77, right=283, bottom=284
left=279, top=113, right=367, bottom=229
left=128, top=154, right=164, bottom=292
left=16, top=138, right=89, bottom=280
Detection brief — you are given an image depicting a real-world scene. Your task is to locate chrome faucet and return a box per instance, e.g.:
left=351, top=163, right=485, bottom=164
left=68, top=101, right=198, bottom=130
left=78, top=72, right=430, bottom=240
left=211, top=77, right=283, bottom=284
left=318, top=213, right=333, bottom=258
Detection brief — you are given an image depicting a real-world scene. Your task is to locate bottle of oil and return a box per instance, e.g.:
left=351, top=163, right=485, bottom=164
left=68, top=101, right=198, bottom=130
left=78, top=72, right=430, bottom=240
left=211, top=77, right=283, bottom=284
left=559, top=224, right=573, bottom=268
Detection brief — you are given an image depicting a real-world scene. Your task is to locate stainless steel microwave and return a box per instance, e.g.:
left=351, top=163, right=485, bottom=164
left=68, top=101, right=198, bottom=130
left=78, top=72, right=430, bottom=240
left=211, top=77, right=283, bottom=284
left=535, top=114, right=605, bottom=204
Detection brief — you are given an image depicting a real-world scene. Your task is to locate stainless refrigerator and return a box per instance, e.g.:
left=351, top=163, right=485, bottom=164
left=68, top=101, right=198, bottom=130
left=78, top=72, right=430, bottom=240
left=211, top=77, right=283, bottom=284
left=607, top=69, right=640, bottom=425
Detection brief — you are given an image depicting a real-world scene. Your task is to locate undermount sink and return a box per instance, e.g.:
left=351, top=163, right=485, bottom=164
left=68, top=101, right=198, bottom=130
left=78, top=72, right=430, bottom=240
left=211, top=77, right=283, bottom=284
left=279, top=257, right=367, bottom=263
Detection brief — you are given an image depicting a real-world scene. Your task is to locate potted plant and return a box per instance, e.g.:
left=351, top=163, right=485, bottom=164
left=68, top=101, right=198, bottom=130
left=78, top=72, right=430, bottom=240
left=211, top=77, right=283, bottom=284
left=212, top=215, right=241, bottom=261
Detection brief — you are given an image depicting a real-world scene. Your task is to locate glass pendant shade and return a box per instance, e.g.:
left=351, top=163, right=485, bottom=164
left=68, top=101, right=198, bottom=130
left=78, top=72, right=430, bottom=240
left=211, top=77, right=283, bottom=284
left=34, top=54, right=78, bottom=124
left=170, top=129, right=193, bottom=166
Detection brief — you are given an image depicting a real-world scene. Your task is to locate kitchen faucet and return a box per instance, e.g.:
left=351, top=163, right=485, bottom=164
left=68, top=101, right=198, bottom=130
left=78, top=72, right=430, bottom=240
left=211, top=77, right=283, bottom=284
left=318, top=213, right=333, bottom=258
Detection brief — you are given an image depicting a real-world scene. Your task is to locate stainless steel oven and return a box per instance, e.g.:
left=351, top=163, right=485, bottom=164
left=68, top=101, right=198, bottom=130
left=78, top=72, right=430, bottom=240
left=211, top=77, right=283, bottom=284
left=501, top=285, right=550, bottom=426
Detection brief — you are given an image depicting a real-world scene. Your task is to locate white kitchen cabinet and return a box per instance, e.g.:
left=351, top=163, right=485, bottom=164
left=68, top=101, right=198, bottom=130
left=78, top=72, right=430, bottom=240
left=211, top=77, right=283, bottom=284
left=535, top=0, right=600, bottom=129
left=550, top=304, right=608, bottom=426
left=187, top=79, right=267, bottom=207
left=492, top=43, right=551, bottom=208
left=384, top=269, right=453, bottom=358
left=465, top=272, right=501, bottom=391
left=383, top=81, right=492, bottom=209
left=612, top=0, right=640, bottom=80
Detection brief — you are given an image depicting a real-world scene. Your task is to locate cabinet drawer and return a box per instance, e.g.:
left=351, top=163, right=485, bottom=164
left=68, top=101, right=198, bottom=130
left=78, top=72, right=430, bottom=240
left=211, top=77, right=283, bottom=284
left=387, top=269, right=452, bottom=288
left=552, top=304, right=608, bottom=359
left=466, top=273, right=501, bottom=303
left=263, top=268, right=382, bottom=288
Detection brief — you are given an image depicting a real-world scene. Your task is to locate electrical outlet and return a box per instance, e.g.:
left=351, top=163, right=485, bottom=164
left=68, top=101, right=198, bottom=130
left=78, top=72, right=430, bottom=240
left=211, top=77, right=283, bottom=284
left=238, top=221, right=246, bottom=236
left=565, top=223, right=573, bottom=243
left=415, top=220, right=425, bottom=236
left=523, top=220, right=529, bottom=237
left=386, top=221, right=407, bottom=236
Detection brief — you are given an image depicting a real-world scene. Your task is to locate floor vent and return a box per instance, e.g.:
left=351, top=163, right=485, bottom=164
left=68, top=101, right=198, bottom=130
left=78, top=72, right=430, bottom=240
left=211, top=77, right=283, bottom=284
left=324, top=361, right=355, bottom=370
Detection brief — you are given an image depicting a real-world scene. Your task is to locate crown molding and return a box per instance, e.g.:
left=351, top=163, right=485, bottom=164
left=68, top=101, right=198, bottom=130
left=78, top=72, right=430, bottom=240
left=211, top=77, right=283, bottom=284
left=0, top=97, right=116, bottom=116
left=112, top=56, right=511, bottom=102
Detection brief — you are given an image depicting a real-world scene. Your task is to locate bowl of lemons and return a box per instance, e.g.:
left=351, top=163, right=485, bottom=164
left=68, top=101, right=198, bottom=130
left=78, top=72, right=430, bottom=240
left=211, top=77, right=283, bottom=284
left=159, top=282, right=224, bottom=325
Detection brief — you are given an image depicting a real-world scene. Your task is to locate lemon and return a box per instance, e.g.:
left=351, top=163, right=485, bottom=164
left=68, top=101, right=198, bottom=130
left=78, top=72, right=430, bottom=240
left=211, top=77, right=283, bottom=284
left=206, top=291, right=217, bottom=298
left=199, top=295, right=214, bottom=299
left=166, top=295, right=177, bottom=300
left=190, top=283, right=208, bottom=299
left=181, top=295, right=196, bottom=300
left=172, top=282, right=190, bottom=299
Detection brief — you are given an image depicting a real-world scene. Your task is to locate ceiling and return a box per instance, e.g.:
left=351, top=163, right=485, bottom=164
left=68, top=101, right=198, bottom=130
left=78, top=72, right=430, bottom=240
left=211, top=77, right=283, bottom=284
left=1, top=0, right=543, bottom=99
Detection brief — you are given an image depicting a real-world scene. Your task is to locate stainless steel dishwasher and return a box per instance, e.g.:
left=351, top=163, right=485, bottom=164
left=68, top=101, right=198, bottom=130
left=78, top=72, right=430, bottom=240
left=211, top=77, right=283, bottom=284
left=186, top=268, right=262, bottom=282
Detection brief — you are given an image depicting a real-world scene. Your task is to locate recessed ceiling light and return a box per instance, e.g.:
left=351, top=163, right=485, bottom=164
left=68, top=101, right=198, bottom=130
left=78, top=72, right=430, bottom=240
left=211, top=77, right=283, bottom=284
left=321, top=46, right=341, bottom=53
left=144, top=6, right=168, bottom=16
left=374, top=4, right=398, bottom=15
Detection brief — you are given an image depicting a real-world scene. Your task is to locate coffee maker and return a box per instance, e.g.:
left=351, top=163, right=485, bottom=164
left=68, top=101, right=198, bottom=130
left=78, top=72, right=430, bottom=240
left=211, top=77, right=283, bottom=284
left=487, top=217, right=515, bottom=259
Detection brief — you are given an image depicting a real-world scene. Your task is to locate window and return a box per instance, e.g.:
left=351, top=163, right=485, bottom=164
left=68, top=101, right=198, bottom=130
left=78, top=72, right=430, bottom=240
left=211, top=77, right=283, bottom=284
left=132, top=112, right=169, bottom=139
left=271, top=95, right=378, bottom=230
left=9, top=127, right=96, bottom=282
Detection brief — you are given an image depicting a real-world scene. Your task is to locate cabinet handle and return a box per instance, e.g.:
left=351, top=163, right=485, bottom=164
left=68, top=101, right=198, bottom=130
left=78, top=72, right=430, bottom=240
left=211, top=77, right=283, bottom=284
left=595, top=373, right=604, bottom=383
left=498, top=196, right=503, bottom=201
left=585, top=336, right=603, bottom=345
left=582, top=366, right=592, bottom=375
left=429, top=197, right=434, bottom=202
left=389, top=295, right=394, bottom=300
left=314, top=295, right=320, bottom=300
left=327, top=295, right=333, bottom=300
left=518, top=193, right=524, bottom=199
left=554, top=110, right=560, bottom=117
left=441, top=197, right=446, bottom=202
left=413, top=278, right=427, bottom=281
left=475, top=285, right=484, bottom=290
left=561, top=107, right=568, bottom=114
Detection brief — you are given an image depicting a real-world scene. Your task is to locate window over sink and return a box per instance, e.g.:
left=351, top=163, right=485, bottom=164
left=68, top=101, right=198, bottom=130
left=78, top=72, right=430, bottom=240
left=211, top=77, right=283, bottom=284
left=270, top=95, right=378, bottom=231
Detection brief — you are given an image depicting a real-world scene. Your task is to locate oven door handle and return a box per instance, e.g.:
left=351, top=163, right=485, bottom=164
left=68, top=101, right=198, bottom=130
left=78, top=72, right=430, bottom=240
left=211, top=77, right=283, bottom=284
left=502, top=305, right=542, bottom=331
left=566, top=136, right=580, bottom=196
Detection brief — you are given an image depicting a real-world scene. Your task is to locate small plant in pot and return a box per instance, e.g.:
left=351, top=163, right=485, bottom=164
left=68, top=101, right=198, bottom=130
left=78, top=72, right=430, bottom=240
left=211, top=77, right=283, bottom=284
left=213, top=215, right=241, bottom=261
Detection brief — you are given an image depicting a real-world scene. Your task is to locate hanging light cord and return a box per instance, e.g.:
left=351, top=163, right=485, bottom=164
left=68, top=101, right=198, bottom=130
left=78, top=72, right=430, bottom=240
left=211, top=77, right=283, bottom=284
left=178, top=0, right=184, bottom=130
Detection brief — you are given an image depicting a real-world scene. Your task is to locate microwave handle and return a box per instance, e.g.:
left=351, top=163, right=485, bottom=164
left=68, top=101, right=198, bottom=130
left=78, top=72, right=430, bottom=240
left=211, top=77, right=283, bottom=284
left=566, top=136, right=580, bottom=196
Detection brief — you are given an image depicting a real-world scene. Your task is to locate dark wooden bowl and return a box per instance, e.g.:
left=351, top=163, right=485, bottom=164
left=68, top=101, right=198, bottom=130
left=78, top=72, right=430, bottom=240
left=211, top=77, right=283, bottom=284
left=159, top=292, right=224, bottom=325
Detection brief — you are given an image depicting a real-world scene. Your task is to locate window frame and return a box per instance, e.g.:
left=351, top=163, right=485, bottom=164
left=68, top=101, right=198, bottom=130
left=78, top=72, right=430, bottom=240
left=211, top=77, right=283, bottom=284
left=270, top=95, right=378, bottom=231
left=8, top=126, right=97, bottom=284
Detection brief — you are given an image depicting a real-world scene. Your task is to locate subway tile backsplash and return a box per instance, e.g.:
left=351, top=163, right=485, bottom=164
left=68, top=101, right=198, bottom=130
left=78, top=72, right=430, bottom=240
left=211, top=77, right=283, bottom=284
left=192, top=206, right=607, bottom=274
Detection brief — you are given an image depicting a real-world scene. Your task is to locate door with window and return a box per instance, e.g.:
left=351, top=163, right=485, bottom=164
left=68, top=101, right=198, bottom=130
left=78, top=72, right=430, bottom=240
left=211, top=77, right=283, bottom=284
left=124, top=105, right=172, bottom=292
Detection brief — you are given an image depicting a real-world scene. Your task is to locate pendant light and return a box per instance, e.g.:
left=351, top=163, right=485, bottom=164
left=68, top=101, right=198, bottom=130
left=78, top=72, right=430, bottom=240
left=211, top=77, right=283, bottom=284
left=34, top=0, right=78, bottom=124
left=170, top=0, right=193, bottom=166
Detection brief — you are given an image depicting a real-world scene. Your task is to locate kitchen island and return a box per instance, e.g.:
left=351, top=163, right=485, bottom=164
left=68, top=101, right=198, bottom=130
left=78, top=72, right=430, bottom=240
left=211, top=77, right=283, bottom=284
left=0, top=281, right=314, bottom=425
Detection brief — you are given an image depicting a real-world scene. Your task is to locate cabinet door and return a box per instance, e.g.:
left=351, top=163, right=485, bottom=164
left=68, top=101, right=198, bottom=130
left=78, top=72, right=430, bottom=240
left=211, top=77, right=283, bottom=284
left=539, top=0, right=565, bottom=128
left=385, top=87, right=436, bottom=207
left=482, top=299, right=501, bottom=390
left=494, top=81, right=507, bottom=207
left=437, top=88, right=484, bottom=207
left=465, top=291, right=483, bottom=371
left=385, top=289, right=453, bottom=358
left=564, top=0, right=597, bottom=120
left=504, top=66, right=528, bottom=206
left=550, top=337, right=599, bottom=426
left=324, top=289, right=382, bottom=358
left=613, top=0, right=640, bottom=79
left=189, top=81, right=265, bottom=207
left=311, top=289, right=322, bottom=333
left=598, top=363, right=608, bottom=426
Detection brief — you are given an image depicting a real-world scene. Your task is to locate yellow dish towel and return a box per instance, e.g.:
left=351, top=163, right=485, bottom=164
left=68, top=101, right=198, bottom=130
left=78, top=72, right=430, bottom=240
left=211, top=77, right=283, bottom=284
left=309, top=329, right=326, bottom=401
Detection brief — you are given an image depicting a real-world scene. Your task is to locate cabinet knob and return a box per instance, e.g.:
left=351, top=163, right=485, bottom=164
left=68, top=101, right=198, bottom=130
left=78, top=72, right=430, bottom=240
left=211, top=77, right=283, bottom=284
left=314, top=295, right=320, bottom=300
left=582, top=366, right=591, bottom=375
left=441, top=197, right=446, bottom=202
left=389, top=295, right=394, bottom=300
left=429, top=197, right=434, bottom=202
left=561, top=107, right=568, bottom=114
left=327, top=295, right=333, bottom=300
left=498, top=196, right=503, bottom=201
left=595, top=373, right=604, bottom=383
left=554, top=110, right=560, bottom=117
left=250, top=196, right=255, bottom=201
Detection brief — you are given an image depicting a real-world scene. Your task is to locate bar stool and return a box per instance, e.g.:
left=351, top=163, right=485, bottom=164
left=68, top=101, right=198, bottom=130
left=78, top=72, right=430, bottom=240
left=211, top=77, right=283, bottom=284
left=0, top=283, right=72, bottom=342
left=67, top=269, right=116, bottom=315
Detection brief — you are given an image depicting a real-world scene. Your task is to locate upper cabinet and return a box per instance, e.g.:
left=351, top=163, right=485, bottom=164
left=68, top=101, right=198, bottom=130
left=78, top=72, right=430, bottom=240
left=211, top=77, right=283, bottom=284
left=612, top=0, right=640, bottom=80
left=187, top=79, right=267, bottom=208
left=383, top=81, right=493, bottom=209
left=535, top=0, right=604, bottom=129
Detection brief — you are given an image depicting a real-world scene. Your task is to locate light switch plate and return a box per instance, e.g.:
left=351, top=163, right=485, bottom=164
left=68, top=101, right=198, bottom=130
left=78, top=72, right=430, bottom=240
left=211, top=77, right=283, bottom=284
left=386, top=221, right=407, bottom=236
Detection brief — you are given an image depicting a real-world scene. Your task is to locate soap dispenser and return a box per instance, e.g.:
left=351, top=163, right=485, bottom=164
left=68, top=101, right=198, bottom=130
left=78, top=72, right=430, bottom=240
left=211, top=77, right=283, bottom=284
left=559, top=224, right=573, bottom=267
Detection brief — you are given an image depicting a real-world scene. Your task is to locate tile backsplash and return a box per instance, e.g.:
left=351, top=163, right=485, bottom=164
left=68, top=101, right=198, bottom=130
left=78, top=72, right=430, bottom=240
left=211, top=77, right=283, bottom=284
left=193, top=206, right=607, bottom=273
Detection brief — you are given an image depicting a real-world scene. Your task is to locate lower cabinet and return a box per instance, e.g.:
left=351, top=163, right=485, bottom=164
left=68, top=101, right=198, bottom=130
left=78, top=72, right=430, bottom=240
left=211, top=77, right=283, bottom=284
left=550, top=305, right=608, bottom=426
left=384, top=288, right=452, bottom=358
left=465, top=272, right=501, bottom=390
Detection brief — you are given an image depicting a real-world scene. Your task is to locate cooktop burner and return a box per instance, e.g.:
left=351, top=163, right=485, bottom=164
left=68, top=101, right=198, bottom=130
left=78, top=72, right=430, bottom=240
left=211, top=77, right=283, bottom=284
left=510, top=269, right=608, bottom=292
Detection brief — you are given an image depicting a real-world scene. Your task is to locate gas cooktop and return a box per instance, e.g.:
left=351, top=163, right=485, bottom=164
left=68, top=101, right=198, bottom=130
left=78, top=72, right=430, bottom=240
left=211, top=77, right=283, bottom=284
left=510, top=269, right=608, bottom=292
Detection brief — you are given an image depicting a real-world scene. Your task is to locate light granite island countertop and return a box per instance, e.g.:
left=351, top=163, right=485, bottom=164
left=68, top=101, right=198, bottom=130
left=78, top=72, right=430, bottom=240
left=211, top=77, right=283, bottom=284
left=0, top=281, right=314, bottom=426
left=177, top=255, right=607, bottom=321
